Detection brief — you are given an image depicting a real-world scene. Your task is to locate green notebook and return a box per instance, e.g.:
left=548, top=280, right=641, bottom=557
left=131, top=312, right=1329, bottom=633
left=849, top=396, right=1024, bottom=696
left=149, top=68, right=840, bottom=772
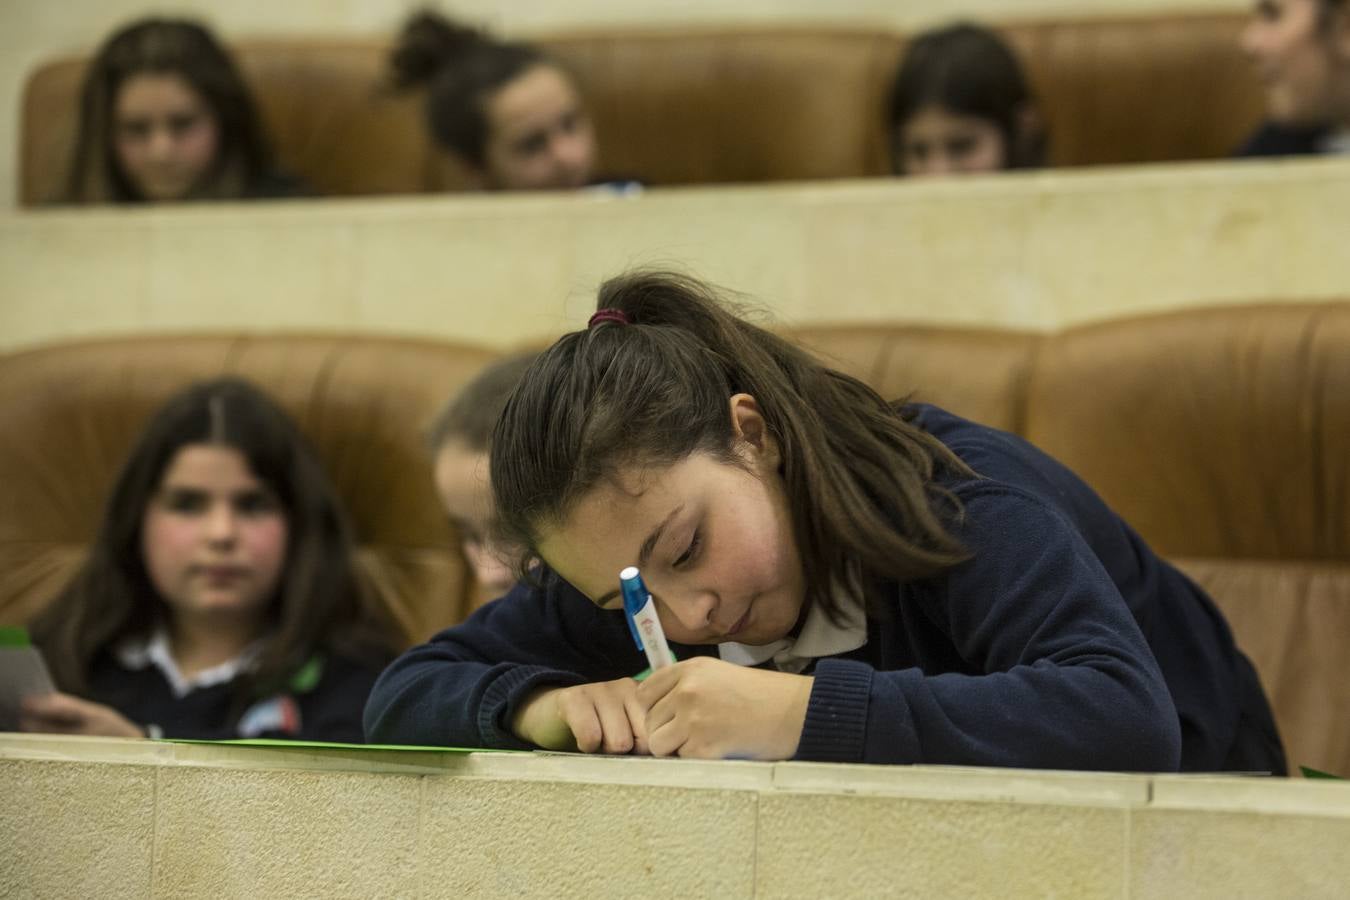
left=1299, top=765, right=1345, bottom=780
left=160, top=737, right=522, bottom=753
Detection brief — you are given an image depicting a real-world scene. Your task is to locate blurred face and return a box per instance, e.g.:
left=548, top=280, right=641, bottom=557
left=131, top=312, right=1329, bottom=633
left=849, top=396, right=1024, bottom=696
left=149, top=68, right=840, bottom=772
left=536, top=396, right=808, bottom=647
left=433, top=440, right=518, bottom=599
left=1242, top=0, right=1350, bottom=124
left=895, top=105, right=1007, bottom=176
left=113, top=73, right=220, bottom=201
left=479, top=64, right=597, bottom=190
left=141, top=444, right=287, bottom=625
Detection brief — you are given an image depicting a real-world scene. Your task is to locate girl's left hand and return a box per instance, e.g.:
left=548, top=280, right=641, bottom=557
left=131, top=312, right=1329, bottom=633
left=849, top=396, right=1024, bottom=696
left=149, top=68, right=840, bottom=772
left=636, top=657, right=812, bottom=760
left=19, top=692, right=145, bottom=738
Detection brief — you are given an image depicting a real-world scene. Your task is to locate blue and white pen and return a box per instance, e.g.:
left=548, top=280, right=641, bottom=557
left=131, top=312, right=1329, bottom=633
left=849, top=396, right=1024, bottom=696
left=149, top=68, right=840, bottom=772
left=620, top=566, right=676, bottom=673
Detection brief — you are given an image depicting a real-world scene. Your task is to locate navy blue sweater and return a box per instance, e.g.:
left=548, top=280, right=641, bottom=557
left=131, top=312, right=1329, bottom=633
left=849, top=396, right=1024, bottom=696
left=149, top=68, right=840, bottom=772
left=365, top=406, right=1284, bottom=773
left=91, top=649, right=381, bottom=743
left=1236, top=122, right=1329, bottom=158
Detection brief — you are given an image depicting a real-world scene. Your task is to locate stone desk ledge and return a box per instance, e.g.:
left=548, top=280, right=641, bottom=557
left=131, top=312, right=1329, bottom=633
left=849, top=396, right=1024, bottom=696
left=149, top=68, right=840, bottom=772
left=2, top=732, right=1348, bottom=899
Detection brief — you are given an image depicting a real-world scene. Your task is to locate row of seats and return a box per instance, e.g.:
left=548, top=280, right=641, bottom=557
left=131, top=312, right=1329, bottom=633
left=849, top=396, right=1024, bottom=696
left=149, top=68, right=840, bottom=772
left=20, top=13, right=1265, bottom=203
left=2, top=302, right=1347, bottom=774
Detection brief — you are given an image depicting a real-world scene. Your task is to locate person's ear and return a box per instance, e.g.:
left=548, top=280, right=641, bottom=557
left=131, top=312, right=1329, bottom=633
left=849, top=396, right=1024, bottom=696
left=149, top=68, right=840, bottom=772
left=728, top=393, right=781, bottom=471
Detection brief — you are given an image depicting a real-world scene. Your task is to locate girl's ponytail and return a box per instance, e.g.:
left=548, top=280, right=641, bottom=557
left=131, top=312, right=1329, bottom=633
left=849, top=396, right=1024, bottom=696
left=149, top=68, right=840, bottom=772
left=388, top=10, right=487, bottom=91
left=388, top=10, right=547, bottom=166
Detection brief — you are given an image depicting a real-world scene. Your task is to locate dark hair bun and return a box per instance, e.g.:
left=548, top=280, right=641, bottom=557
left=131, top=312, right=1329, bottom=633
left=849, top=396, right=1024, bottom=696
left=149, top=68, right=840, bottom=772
left=389, top=10, right=486, bottom=90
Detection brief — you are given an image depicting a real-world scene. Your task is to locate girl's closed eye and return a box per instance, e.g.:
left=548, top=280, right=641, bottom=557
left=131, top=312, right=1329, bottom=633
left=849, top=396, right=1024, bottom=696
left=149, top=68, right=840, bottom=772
left=234, top=490, right=279, bottom=516
left=514, top=131, right=549, bottom=158
left=162, top=489, right=207, bottom=513
left=674, top=529, right=702, bottom=568
left=119, top=119, right=152, bottom=141
left=947, top=136, right=977, bottom=158
left=168, top=113, right=200, bottom=136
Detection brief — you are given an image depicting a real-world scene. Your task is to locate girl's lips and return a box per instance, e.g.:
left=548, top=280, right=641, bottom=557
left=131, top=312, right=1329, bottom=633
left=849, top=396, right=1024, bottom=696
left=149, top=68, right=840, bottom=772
left=726, top=609, right=750, bottom=638
left=197, top=565, right=248, bottom=581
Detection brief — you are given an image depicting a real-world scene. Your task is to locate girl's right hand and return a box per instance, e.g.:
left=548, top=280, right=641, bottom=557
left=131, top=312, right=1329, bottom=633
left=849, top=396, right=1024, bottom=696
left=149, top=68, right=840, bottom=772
left=511, top=678, right=649, bottom=754
left=19, top=692, right=145, bottom=738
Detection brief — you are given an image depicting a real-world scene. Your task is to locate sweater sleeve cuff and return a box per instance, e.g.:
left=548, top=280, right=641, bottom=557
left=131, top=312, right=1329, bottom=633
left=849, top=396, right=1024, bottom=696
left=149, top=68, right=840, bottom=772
left=794, top=658, right=872, bottom=763
left=477, top=664, right=585, bottom=749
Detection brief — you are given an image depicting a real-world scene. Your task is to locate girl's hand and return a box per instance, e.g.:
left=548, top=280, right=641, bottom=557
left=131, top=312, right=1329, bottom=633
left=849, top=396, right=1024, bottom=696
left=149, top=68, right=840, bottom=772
left=19, top=692, right=145, bottom=738
left=637, top=657, right=813, bottom=760
left=511, top=678, right=649, bottom=754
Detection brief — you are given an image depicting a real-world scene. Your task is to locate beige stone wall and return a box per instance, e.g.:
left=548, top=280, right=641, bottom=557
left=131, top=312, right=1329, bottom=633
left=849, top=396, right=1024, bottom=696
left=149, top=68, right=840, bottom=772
left=1, top=0, right=1247, bottom=209
left=3, top=158, right=1348, bottom=354
left=2, top=733, right=1348, bottom=898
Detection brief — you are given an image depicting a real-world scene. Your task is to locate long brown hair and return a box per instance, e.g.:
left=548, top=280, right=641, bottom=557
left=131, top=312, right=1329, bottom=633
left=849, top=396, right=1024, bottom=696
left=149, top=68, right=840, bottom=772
left=31, top=378, right=395, bottom=701
left=60, top=17, right=276, bottom=203
left=489, top=272, right=974, bottom=620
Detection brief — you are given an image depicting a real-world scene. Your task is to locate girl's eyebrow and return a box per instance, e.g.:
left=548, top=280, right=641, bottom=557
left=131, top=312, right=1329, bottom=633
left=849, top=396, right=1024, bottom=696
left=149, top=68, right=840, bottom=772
left=587, top=503, right=685, bottom=607
left=638, top=504, right=684, bottom=569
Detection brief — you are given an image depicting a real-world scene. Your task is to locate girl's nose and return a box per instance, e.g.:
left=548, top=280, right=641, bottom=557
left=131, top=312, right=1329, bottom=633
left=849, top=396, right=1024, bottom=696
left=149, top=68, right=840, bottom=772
left=204, top=505, right=238, bottom=544
left=147, top=127, right=177, bottom=160
left=662, top=587, right=717, bottom=634
left=551, top=132, right=591, bottom=179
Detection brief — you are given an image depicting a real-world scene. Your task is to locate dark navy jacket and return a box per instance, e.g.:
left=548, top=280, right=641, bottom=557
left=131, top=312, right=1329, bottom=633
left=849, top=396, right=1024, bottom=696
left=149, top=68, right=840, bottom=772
left=91, top=649, right=380, bottom=743
left=1236, top=122, right=1330, bottom=157
left=365, top=406, right=1285, bottom=773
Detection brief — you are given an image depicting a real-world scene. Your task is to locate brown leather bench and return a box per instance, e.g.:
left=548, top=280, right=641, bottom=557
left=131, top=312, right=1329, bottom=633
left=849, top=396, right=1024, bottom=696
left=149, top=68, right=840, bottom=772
left=20, top=14, right=1265, bottom=203
left=3, top=303, right=1344, bottom=776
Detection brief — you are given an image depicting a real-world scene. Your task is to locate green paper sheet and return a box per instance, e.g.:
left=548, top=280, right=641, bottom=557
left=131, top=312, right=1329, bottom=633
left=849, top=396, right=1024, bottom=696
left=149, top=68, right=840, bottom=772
left=1299, top=765, right=1346, bottom=780
left=159, top=737, right=524, bottom=753
left=0, top=626, right=31, bottom=648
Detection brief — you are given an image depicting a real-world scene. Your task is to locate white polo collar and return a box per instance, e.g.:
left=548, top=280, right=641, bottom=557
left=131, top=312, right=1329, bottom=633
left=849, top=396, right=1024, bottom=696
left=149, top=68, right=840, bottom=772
left=717, top=576, right=867, bottom=675
left=1318, top=128, right=1350, bottom=155
left=115, top=628, right=263, bottom=699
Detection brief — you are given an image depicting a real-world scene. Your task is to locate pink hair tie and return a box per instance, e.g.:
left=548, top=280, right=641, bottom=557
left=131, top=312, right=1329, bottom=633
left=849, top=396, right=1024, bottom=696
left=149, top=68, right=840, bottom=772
left=588, top=308, right=632, bottom=328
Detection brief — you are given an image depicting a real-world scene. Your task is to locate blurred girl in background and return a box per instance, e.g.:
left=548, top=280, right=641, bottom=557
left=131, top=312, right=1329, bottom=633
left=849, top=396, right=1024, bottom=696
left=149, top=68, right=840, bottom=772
left=389, top=10, right=602, bottom=191
left=426, top=353, right=538, bottom=607
left=22, top=378, right=395, bottom=742
left=60, top=18, right=303, bottom=204
left=888, top=23, right=1046, bottom=177
left=1239, top=0, right=1350, bottom=156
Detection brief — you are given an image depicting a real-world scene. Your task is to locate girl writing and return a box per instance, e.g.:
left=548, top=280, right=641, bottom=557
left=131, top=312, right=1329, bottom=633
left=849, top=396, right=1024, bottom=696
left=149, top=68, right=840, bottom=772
left=365, top=273, right=1284, bottom=773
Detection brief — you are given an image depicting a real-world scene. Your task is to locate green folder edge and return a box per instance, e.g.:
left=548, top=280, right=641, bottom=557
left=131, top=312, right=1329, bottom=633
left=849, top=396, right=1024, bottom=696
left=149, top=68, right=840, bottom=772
left=158, top=737, right=523, bottom=753
left=0, top=626, right=31, bottom=648
left=1299, top=765, right=1345, bottom=780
